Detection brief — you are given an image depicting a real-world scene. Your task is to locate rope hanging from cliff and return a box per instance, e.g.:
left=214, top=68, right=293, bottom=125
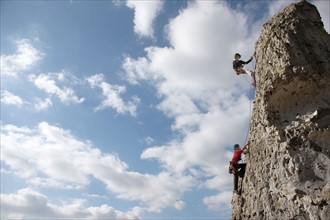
left=243, top=55, right=256, bottom=144
left=244, top=84, right=253, bottom=144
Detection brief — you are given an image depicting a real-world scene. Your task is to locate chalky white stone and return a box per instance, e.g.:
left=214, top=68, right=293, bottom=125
left=231, top=1, right=330, bottom=219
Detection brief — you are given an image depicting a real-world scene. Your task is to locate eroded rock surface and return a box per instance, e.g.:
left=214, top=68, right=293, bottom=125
left=231, top=1, right=330, bottom=219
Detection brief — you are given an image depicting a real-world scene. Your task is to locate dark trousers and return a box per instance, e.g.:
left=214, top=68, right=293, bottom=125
left=234, top=163, right=246, bottom=191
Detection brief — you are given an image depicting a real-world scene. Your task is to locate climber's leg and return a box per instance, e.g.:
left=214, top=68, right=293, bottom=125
left=245, top=68, right=256, bottom=87
left=234, top=173, right=239, bottom=192
left=238, top=163, right=247, bottom=178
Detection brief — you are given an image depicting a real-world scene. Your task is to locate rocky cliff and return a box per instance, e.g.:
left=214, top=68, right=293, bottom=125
left=231, top=1, right=330, bottom=219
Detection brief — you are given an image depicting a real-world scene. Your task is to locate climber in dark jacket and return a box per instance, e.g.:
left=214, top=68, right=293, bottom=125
left=230, top=142, right=249, bottom=194
left=233, top=53, right=256, bottom=87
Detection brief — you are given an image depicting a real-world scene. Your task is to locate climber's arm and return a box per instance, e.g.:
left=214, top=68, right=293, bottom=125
left=242, top=56, right=253, bottom=65
left=242, top=142, right=249, bottom=150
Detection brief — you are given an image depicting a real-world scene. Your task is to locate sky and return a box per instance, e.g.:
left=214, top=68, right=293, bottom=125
left=1, top=0, right=329, bottom=219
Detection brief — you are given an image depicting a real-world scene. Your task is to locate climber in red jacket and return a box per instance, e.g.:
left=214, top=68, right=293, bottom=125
left=230, top=142, right=249, bottom=194
left=233, top=53, right=256, bottom=87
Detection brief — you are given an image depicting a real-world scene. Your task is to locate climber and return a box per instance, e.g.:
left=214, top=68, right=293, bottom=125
left=229, top=142, right=249, bottom=194
left=233, top=53, right=256, bottom=87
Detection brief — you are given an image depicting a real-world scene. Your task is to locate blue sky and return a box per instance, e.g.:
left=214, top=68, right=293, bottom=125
left=1, top=0, right=329, bottom=219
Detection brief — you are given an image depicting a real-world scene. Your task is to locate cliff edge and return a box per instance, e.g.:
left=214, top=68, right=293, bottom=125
left=231, top=1, right=330, bottom=219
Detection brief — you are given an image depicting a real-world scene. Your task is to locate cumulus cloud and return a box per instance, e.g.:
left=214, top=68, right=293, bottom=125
left=203, top=190, right=232, bottom=211
left=34, top=97, right=53, bottom=112
left=174, top=200, right=186, bottom=210
left=86, top=73, right=140, bottom=116
left=29, top=71, right=85, bottom=104
left=123, top=1, right=252, bottom=98
left=123, top=0, right=253, bottom=161
left=0, top=188, right=144, bottom=220
left=141, top=94, right=250, bottom=174
left=1, top=39, right=44, bottom=77
left=0, top=122, right=195, bottom=215
left=126, top=0, right=164, bottom=38
left=1, top=90, right=26, bottom=107
left=122, top=1, right=256, bottom=211
left=122, top=56, right=155, bottom=85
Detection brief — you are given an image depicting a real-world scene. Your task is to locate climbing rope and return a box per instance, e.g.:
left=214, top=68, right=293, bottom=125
left=244, top=83, right=253, bottom=144
left=243, top=54, right=256, bottom=144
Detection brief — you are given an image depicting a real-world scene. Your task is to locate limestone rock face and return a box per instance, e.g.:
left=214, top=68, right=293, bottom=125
left=231, top=1, right=330, bottom=219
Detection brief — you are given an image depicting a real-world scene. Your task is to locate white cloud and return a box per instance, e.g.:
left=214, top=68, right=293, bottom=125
left=29, top=71, right=85, bottom=104
left=125, top=0, right=253, bottom=169
left=0, top=39, right=44, bottom=77
left=1, top=90, right=26, bottom=107
left=0, top=188, right=144, bottom=220
left=123, top=1, right=252, bottom=98
left=126, top=0, right=164, bottom=38
left=123, top=1, right=256, bottom=212
left=0, top=122, right=195, bottom=215
left=1, top=168, right=12, bottom=174
left=86, top=73, right=140, bottom=116
left=122, top=56, right=156, bottom=85
left=157, top=93, right=200, bottom=118
left=174, top=200, right=186, bottom=210
left=203, top=190, right=232, bottom=211
left=143, top=136, right=155, bottom=145
left=141, top=94, right=250, bottom=174
left=82, top=193, right=108, bottom=199
left=34, top=97, right=52, bottom=112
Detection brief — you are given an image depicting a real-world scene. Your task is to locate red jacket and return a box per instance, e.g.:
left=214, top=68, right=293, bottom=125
left=231, top=150, right=243, bottom=163
left=231, top=144, right=248, bottom=163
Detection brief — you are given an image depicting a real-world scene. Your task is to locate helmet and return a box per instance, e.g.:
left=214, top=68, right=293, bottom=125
left=233, top=144, right=240, bottom=150
left=234, top=53, right=241, bottom=58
